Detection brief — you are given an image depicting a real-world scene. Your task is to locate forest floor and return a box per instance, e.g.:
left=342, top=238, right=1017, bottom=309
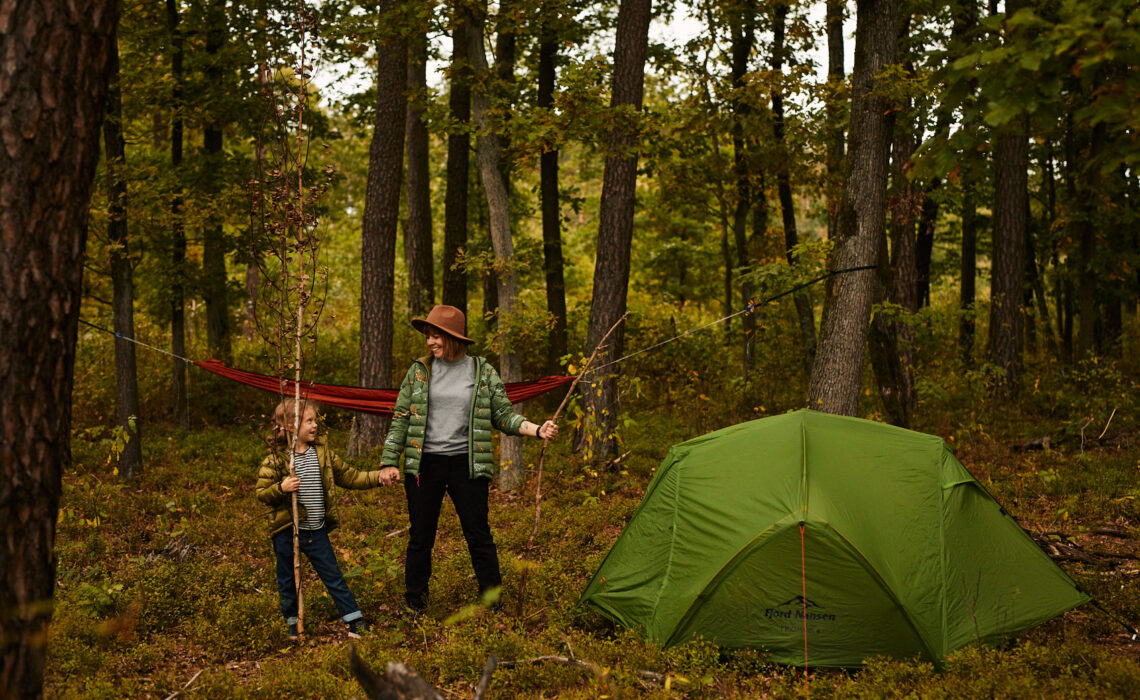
left=46, top=402, right=1140, bottom=699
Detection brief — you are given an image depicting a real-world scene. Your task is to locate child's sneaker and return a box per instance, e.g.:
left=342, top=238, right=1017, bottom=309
left=287, top=621, right=299, bottom=640
left=347, top=618, right=371, bottom=638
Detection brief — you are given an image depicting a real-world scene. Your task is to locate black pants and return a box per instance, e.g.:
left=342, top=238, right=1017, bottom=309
left=404, top=452, right=501, bottom=608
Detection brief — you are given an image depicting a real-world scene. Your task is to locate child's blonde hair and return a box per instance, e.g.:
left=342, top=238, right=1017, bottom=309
left=268, top=397, right=318, bottom=450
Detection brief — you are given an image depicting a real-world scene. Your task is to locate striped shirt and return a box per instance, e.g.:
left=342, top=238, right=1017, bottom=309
left=293, top=446, right=326, bottom=530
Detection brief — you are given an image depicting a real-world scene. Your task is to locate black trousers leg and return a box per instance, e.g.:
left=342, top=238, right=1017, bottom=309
left=445, top=462, right=502, bottom=597
left=404, top=456, right=448, bottom=607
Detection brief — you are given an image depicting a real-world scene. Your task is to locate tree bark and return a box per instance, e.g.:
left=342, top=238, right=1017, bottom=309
left=576, top=0, right=651, bottom=462
left=104, top=35, right=144, bottom=480
left=729, top=0, right=757, bottom=368
left=825, top=0, right=846, bottom=241
left=869, top=92, right=918, bottom=428
left=442, top=6, right=472, bottom=313
left=538, top=21, right=568, bottom=373
left=0, top=2, right=117, bottom=695
left=771, top=0, right=816, bottom=375
left=959, top=178, right=977, bottom=366
left=808, top=0, right=897, bottom=416
left=202, top=0, right=231, bottom=364
left=468, top=4, right=524, bottom=491
left=953, top=0, right=978, bottom=368
left=405, top=26, right=434, bottom=317
left=349, top=9, right=406, bottom=457
left=167, top=0, right=189, bottom=429
left=988, top=124, right=1028, bottom=395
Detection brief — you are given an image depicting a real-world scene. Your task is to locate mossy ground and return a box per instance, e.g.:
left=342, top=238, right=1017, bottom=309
left=46, top=396, right=1140, bottom=698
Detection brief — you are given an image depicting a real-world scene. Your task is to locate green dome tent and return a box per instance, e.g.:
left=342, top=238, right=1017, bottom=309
left=580, top=409, right=1089, bottom=668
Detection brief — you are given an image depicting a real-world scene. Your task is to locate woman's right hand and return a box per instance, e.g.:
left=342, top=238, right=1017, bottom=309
left=281, top=476, right=300, bottom=493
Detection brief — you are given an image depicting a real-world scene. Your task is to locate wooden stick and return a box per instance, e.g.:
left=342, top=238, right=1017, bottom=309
left=516, top=314, right=627, bottom=617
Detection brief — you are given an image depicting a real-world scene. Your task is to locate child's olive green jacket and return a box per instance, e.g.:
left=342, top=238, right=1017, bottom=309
left=381, top=355, right=528, bottom=480
left=255, top=438, right=381, bottom=537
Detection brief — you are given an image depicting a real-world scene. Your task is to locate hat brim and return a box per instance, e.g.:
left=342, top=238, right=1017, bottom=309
left=410, top=318, right=474, bottom=344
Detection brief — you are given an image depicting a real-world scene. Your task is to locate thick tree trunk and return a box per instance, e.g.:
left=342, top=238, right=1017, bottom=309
left=442, top=7, right=472, bottom=313
left=576, top=0, right=651, bottom=462
left=825, top=0, right=846, bottom=241
left=405, top=27, right=434, bottom=317
left=468, top=6, right=524, bottom=491
left=349, top=12, right=406, bottom=457
left=808, top=0, right=897, bottom=416
left=0, top=2, right=117, bottom=695
left=869, top=99, right=918, bottom=428
left=986, top=0, right=1030, bottom=396
left=729, top=1, right=757, bottom=368
left=771, top=1, right=815, bottom=375
left=538, top=28, right=568, bottom=374
left=167, top=0, right=189, bottom=429
left=988, top=126, right=1028, bottom=396
left=202, top=0, right=231, bottom=364
left=104, top=38, right=144, bottom=480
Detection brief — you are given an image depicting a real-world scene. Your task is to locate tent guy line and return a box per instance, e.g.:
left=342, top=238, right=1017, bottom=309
left=77, top=264, right=875, bottom=393
left=584, top=264, right=877, bottom=377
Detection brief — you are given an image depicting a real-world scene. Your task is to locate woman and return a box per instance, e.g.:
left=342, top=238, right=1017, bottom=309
left=378, top=304, right=558, bottom=615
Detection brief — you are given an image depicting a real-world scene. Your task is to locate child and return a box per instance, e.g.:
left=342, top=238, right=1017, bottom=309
left=255, top=398, right=397, bottom=638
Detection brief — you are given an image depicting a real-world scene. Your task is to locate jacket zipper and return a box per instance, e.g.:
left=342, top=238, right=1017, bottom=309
left=466, top=356, right=481, bottom=479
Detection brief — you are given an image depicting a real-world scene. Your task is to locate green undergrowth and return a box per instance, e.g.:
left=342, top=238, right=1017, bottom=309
left=46, top=402, right=1140, bottom=699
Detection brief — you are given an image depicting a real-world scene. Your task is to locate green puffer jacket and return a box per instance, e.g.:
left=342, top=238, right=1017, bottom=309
left=255, top=438, right=381, bottom=536
left=381, top=354, right=528, bottom=479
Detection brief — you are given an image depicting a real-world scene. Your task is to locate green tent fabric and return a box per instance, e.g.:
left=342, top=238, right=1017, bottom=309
left=580, top=409, right=1089, bottom=668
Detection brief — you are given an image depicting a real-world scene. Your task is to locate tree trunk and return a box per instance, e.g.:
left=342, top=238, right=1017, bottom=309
left=442, top=7, right=472, bottom=313
left=869, top=89, right=918, bottom=428
left=988, top=124, right=1028, bottom=395
left=959, top=180, right=977, bottom=366
left=202, top=0, right=231, bottom=364
left=807, top=0, right=897, bottom=417
left=914, top=175, right=940, bottom=308
left=576, top=0, right=651, bottom=462
left=825, top=0, right=846, bottom=242
left=104, top=36, right=143, bottom=480
left=405, top=26, right=434, bottom=317
left=771, top=0, right=816, bottom=376
left=729, top=0, right=757, bottom=368
left=538, top=25, right=568, bottom=373
left=953, top=0, right=978, bottom=368
left=0, top=2, right=116, bottom=695
left=349, top=10, right=406, bottom=457
left=167, top=0, right=189, bottom=429
left=467, top=6, right=524, bottom=491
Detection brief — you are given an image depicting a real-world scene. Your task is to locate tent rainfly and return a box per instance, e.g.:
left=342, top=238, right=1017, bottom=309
left=580, top=409, right=1090, bottom=668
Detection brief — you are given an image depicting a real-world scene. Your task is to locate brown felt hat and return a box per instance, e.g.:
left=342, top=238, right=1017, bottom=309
left=411, top=304, right=474, bottom=344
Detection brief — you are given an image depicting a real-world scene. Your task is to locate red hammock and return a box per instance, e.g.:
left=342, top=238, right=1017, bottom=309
left=194, top=359, right=574, bottom=417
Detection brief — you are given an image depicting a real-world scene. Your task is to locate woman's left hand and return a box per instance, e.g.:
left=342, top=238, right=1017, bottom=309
left=537, top=420, right=559, bottom=440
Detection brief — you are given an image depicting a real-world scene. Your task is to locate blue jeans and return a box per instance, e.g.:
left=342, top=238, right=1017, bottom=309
left=272, top=526, right=362, bottom=623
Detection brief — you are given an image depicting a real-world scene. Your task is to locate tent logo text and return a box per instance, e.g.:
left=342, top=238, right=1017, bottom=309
left=765, top=596, right=836, bottom=622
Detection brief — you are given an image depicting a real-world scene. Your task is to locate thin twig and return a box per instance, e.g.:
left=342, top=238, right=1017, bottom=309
left=162, top=668, right=203, bottom=700
left=1098, top=407, right=1117, bottom=440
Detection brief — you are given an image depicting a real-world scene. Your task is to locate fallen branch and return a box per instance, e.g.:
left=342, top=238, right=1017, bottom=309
left=473, top=653, right=498, bottom=700
left=498, top=655, right=602, bottom=676
left=1094, top=527, right=1132, bottom=539
left=350, top=646, right=498, bottom=700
